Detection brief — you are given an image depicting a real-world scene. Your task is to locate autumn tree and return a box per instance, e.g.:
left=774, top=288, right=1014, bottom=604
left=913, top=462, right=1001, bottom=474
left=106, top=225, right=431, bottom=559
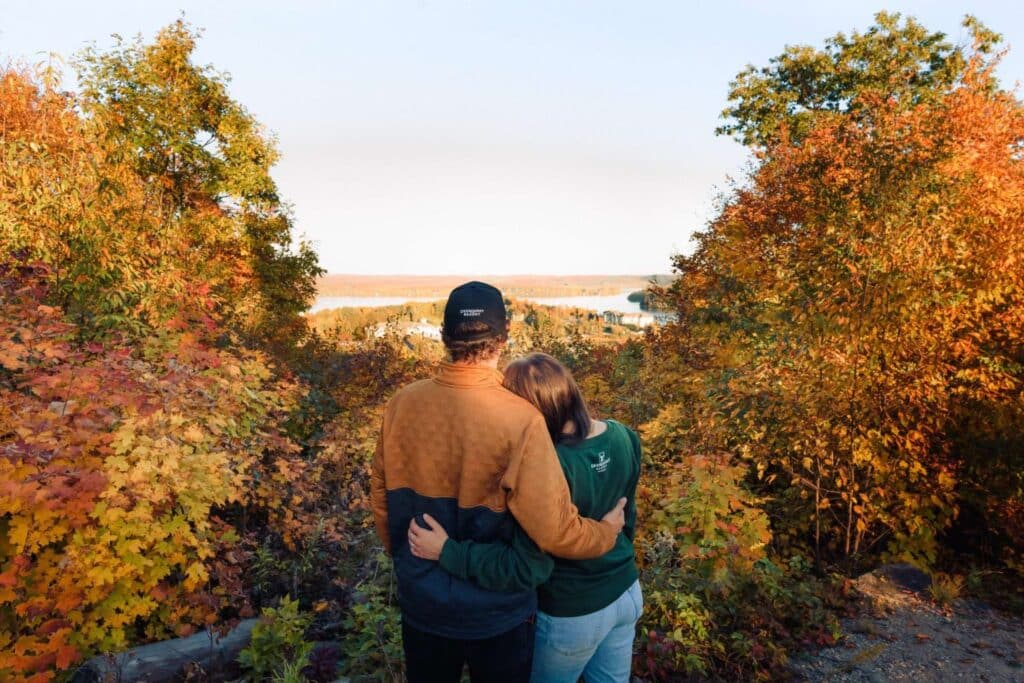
left=718, top=11, right=1002, bottom=147
left=1, top=21, right=321, bottom=352
left=660, top=13, right=1024, bottom=566
left=75, top=21, right=322, bottom=352
left=0, top=25, right=327, bottom=680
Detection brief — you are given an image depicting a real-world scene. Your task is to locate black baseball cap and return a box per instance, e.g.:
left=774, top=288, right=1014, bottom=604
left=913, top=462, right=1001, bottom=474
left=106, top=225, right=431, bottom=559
left=443, top=281, right=507, bottom=341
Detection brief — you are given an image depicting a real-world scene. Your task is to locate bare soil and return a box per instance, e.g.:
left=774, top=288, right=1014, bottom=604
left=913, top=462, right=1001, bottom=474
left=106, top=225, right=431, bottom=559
left=793, top=565, right=1024, bottom=682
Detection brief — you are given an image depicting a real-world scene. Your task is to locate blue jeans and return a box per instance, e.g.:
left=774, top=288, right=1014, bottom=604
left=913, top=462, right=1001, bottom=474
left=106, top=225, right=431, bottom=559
left=530, top=580, right=643, bottom=683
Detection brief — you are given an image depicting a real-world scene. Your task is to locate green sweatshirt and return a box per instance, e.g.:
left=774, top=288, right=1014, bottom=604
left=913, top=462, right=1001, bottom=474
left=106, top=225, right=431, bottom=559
left=439, top=419, right=641, bottom=617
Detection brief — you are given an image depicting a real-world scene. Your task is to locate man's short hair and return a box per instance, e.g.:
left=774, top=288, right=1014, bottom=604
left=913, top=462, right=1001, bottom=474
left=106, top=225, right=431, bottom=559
left=442, top=321, right=507, bottom=363
left=442, top=281, right=508, bottom=362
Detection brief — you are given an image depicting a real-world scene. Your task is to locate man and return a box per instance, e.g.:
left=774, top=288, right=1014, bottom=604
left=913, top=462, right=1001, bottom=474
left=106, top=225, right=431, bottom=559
left=371, top=281, right=625, bottom=683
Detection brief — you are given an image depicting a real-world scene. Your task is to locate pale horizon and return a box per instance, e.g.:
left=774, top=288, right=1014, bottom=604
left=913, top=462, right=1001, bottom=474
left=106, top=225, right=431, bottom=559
left=4, top=1, right=1022, bottom=275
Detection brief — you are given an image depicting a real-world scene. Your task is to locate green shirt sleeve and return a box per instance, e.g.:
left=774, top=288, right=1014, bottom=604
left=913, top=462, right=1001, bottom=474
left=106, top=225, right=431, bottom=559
left=438, top=523, right=555, bottom=593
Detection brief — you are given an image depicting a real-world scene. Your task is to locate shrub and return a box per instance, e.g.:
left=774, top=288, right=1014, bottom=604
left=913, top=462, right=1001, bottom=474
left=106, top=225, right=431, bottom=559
left=636, top=590, right=716, bottom=677
left=928, top=573, right=965, bottom=608
left=0, top=261, right=315, bottom=679
left=238, top=596, right=315, bottom=682
left=340, top=554, right=404, bottom=683
left=634, top=455, right=846, bottom=681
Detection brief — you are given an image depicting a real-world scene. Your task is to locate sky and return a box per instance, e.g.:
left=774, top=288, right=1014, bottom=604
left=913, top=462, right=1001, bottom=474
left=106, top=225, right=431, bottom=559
left=3, top=1, right=1023, bottom=275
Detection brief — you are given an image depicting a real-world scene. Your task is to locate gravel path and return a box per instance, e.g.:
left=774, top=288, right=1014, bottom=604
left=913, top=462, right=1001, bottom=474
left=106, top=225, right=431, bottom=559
left=793, top=565, right=1024, bottom=682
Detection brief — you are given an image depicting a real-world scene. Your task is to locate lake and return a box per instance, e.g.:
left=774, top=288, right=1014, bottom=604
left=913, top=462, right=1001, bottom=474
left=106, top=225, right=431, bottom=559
left=309, top=291, right=644, bottom=314
left=309, top=296, right=440, bottom=313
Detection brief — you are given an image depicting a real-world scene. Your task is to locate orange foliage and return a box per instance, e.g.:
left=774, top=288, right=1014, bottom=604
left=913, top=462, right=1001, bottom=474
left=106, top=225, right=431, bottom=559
left=0, top=49, right=326, bottom=676
left=664, top=51, right=1024, bottom=564
left=0, top=261, right=316, bottom=679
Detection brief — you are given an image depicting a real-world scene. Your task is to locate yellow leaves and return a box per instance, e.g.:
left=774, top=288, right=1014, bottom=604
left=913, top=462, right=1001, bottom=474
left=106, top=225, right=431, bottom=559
left=109, top=424, right=137, bottom=455
left=6, top=518, right=31, bottom=552
left=85, top=563, right=116, bottom=587
left=936, top=470, right=956, bottom=490
left=182, top=424, right=204, bottom=443
left=183, top=562, right=208, bottom=591
left=0, top=76, right=318, bottom=673
left=0, top=298, right=307, bottom=679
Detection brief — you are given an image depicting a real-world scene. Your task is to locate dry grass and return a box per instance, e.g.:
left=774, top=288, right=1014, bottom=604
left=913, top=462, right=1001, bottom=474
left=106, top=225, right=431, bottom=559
left=929, top=573, right=965, bottom=608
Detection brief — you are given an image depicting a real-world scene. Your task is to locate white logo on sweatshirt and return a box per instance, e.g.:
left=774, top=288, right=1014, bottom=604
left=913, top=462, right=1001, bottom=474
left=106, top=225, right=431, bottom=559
left=591, top=452, right=610, bottom=473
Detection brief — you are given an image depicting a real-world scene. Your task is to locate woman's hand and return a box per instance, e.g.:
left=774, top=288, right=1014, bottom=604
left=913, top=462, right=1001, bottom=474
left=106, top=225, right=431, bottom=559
left=601, top=497, right=628, bottom=534
left=408, top=514, right=449, bottom=561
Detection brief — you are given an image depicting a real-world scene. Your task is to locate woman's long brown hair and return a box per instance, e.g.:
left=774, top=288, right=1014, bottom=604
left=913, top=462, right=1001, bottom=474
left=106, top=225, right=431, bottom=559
left=503, top=353, right=593, bottom=444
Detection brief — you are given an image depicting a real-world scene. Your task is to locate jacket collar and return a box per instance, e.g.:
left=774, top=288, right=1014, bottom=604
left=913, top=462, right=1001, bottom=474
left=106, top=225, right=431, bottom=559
left=434, top=361, right=504, bottom=388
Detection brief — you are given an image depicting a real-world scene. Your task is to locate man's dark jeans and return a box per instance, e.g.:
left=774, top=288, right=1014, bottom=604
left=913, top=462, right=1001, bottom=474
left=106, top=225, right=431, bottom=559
left=402, top=616, right=536, bottom=683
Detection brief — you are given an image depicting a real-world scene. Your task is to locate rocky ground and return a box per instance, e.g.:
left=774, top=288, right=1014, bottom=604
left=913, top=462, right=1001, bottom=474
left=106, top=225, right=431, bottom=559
left=792, top=565, right=1024, bottom=682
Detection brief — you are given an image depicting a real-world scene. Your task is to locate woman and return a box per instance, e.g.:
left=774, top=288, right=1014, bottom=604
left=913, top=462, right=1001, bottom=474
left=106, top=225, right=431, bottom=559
left=408, top=353, right=643, bottom=683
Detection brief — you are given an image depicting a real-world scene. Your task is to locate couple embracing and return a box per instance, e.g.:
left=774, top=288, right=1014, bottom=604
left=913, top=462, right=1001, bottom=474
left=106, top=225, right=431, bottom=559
left=371, top=281, right=643, bottom=683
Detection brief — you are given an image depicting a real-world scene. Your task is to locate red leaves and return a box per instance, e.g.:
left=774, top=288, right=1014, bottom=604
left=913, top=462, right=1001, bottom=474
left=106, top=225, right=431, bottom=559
left=54, top=646, right=78, bottom=670
left=36, top=620, right=69, bottom=637
left=0, top=259, right=309, bottom=678
left=0, top=557, right=26, bottom=588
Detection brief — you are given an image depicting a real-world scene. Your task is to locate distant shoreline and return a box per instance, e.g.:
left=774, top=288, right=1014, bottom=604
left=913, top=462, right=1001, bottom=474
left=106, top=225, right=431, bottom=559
left=317, top=273, right=673, bottom=298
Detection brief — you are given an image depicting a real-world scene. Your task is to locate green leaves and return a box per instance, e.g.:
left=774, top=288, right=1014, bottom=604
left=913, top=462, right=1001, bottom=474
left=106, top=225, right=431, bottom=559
left=340, top=556, right=404, bottom=681
left=718, top=12, right=1001, bottom=148
left=4, top=22, right=321, bottom=354
left=238, top=595, right=315, bottom=682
